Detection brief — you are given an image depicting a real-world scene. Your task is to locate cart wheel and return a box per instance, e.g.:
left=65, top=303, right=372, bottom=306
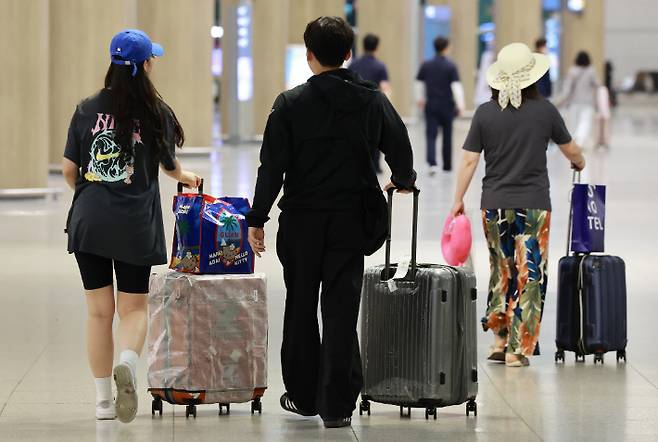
left=359, top=399, right=371, bottom=416
left=425, top=407, right=437, bottom=420
left=575, top=353, right=586, bottom=363
left=219, top=403, right=231, bottom=416
left=251, top=398, right=262, bottom=415
left=466, top=399, right=477, bottom=417
left=186, top=404, right=197, bottom=419
left=594, top=352, right=604, bottom=364
left=617, top=350, right=626, bottom=363
left=555, top=349, right=565, bottom=363
left=399, top=406, right=411, bottom=418
left=151, top=397, right=163, bottom=417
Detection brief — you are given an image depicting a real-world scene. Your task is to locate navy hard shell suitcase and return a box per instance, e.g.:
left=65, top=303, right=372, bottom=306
left=555, top=255, right=627, bottom=363
left=359, top=189, right=478, bottom=420
left=555, top=172, right=628, bottom=364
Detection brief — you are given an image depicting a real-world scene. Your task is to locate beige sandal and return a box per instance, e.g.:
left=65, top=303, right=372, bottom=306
left=487, top=346, right=506, bottom=362
left=505, top=355, right=530, bottom=367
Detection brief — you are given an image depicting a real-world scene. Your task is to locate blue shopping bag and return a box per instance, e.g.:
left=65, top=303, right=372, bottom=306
left=170, top=181, right=254, bottom=274
left=570, top=183, right=606, bottom=253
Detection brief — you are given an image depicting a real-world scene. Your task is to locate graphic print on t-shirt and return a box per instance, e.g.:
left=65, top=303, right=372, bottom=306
left=85, top=113, right=142, bottom=184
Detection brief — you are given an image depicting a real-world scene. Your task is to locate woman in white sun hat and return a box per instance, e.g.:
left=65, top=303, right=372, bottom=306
left=450, top=42, right=586, bottom=367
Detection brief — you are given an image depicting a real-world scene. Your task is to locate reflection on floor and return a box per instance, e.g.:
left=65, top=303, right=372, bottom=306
left=1, top=101, right=657, bottom=442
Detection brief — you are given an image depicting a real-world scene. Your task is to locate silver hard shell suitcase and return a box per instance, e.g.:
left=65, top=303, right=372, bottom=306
left=359, top=189, right=478, bottom=419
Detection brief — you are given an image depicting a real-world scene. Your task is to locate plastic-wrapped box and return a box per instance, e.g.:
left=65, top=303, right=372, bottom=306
left=147, top=272, right=267, bottom=405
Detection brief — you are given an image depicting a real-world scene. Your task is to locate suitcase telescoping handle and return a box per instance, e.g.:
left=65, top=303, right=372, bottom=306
left=385, top=186, right=421, bottom=282
left=566, top=170, right=581, bottom=256
left=177, top=179, right=204, bottom=195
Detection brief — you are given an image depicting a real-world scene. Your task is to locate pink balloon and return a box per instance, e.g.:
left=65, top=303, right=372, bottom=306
left=441, top=214, right=472, bottom=266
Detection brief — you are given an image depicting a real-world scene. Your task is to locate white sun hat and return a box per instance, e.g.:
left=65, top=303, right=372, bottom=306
left=486, top=42, right=550, bottom=109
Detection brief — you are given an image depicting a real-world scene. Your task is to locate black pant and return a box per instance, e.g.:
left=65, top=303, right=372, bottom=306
left=425, top=106, right=454, bottom=170
left=276, top=210, right=364, bottom=420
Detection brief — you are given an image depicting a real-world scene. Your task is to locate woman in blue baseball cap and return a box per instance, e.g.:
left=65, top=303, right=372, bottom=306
left=61, top=29, right=201, bottom=423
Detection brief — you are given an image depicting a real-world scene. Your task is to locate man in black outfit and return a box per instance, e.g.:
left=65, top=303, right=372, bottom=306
left=246, top=17, right=416, bottom=428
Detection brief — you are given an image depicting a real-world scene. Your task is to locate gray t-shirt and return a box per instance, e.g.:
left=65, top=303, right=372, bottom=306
left=463, top=98, right=571, bottom=210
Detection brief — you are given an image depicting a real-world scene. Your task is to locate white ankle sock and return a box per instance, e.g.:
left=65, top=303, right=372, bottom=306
left=119, top=349, right=139, bottom=378
left=95, top=377, right=113, bottom=403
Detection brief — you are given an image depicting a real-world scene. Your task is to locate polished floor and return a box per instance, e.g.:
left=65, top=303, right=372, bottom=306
left=1, top=98, right=657, bottom=442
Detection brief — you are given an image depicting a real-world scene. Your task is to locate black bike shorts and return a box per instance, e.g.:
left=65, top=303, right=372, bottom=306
left=74, top=252, right=151, bottom=294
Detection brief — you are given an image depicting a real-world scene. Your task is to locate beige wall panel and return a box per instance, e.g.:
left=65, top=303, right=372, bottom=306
left=252, top=0, right=289, bottom=134
left=429, top=0, right=478, bottom=110
left=495, top=0, right=542, bottom=49
left=138, top=0, right=213, bottom=147
left=0, top=0, right=49, bottom=189
left=49, top=0, right=136, bottom=165
left=220, top=0, right=238, bottom=139
left=562, top=4, right=605, bottom=80
left=288, top=0, right=344, bottom=44
left=358, top=0, right=416, bottom=117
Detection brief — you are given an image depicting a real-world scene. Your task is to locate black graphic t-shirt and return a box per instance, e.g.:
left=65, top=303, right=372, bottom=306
left=64, top=88, right=177, bottom=266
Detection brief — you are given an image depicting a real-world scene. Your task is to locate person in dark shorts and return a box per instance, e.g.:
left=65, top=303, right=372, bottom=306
left=61, top=29, right=200, bottom=423
left=451, top=43, right=586, bottom=368
left=348, top=33, right=391, bottom=173
left=246, top=17, right=416, bottom=428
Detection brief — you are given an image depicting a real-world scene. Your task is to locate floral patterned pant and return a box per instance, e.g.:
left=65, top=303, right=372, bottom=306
left=482, top=209, right=551, bottom=356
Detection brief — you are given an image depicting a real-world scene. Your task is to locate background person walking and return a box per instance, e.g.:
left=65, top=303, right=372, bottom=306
left=349, top=33, right=392, bottom=173
left=416, top=37, right=464, bottom=174
left=557, top=50, right=600, bottom=147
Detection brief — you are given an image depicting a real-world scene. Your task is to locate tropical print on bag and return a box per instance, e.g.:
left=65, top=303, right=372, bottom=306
left=481, top=209, right=551, bottom=356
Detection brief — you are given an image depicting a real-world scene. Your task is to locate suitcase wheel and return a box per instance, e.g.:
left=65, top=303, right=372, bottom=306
left=593, top=352, right=605, bottom=364
left=616, top=350, right=627, bottom=363
left=554, top=350, right=565, bottom=363
left=466, top=399, right=477, bottom=417
left=219, top=403, right=231, bottom=416
left=575, top=353, right=586, bottom=363
left=251, top=398, right=263, bottom=415
left=399, top=406, right=411, bottom=418
left=151, top=397, right=163, bottom=417
left=359, top=400, right=371, bottom=416
left=185, top=404, right=197, bottom=419
left=425, top=407, right=437, bottom=420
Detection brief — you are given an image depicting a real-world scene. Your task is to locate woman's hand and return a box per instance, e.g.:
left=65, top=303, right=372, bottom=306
left=179, top=170, right=201, bottom=189
left=451, top=200, right=465, bottom=218
left=248, top=227, right=266, bottom=257
left=571, top=157, right=586, bottom=171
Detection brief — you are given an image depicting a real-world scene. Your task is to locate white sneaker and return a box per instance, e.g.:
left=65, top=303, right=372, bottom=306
left=429, top=166, right=439, bottom=177
left=96, top=400, right=116, bottom=420
left=113, top=363, right=138, bottom=423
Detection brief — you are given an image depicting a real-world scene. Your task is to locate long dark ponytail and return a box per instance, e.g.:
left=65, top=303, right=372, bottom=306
left=104, top=61, right=184, bottom=160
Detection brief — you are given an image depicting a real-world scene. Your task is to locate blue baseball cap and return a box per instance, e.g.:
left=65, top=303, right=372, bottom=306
left=109, top=29, right=164, bottom=76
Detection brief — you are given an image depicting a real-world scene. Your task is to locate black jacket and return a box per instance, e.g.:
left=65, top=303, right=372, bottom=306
left=247, top=69, right=417, bottom=228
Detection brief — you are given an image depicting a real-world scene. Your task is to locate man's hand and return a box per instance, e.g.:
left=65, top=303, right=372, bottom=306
left=384, top=182, right=413, bottom=195
left=248, top=227, right=266, bottom=257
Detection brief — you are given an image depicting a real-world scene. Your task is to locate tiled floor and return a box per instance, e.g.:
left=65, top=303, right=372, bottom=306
left=1, top=100, right=657, bottom=441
